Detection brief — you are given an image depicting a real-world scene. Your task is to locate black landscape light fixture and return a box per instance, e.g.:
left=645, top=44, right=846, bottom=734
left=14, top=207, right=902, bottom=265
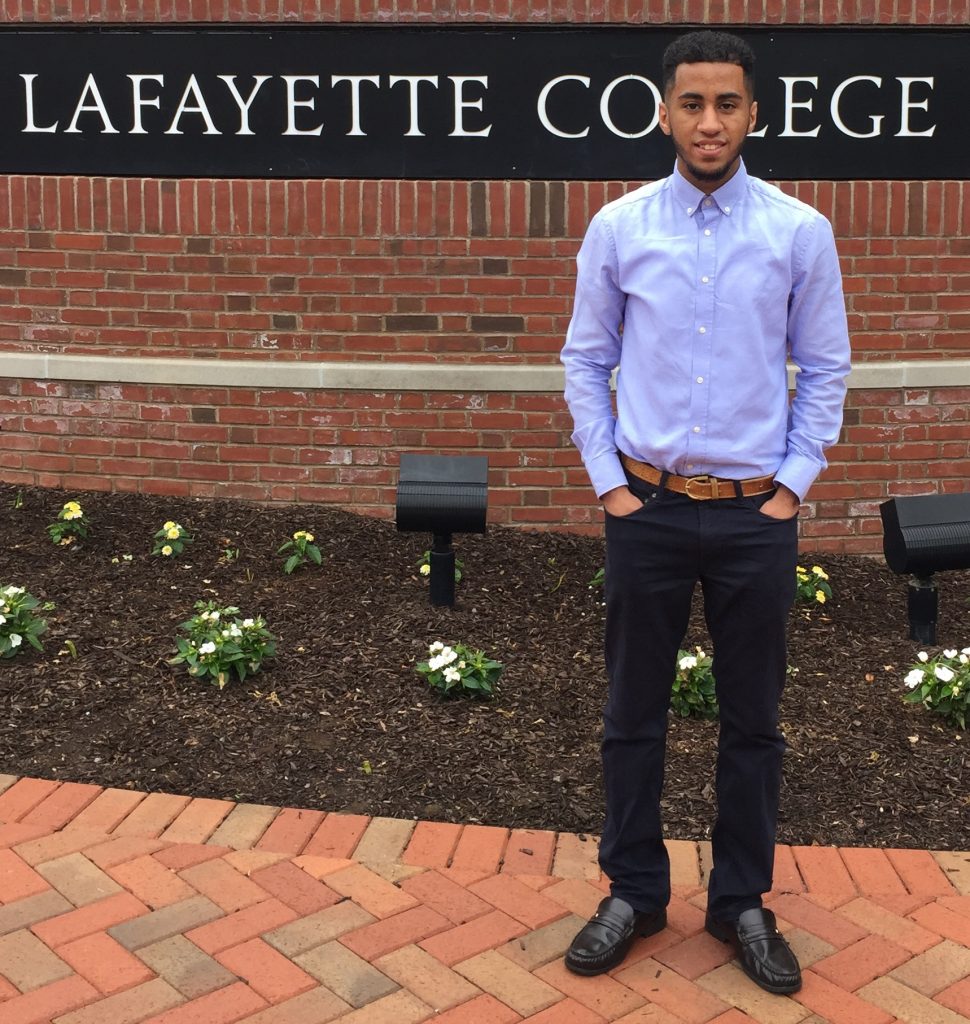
left=396, top=453, right=488, bottom=607
left=880, top=493, right=970, bottom=644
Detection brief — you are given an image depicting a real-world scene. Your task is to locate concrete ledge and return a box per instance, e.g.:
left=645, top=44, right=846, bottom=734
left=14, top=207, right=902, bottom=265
left=0, top=352, right=967, bottom=391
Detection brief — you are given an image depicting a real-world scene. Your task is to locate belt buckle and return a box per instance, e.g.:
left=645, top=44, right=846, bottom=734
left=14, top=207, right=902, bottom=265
left=684, top=474, right=713, bottom=500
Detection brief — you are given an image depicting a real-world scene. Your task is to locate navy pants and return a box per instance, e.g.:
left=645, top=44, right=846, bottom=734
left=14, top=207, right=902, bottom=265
left=599, top=472, right=798, bottom=922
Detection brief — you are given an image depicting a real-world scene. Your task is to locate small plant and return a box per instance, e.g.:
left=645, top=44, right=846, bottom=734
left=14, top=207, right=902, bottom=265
left=416, top=640, right=503, bottom=697
left=417, top=551, right=463, bottom=583
left=671, top=647, right=719, bottom=719
left=0, top=584, right=51, bottom=658
left=153, top=520, right=193, bottom=558
left=169, top=601, right=276, bottom=689
left=278, top=530, right=322, bottom=575
left=47, top=500, right=88, bottom=546
left=588, top=568, right=605, bottom=589
left=10, top=490, right=24, bottom=510
left=795, top=564, right=832, bottom=606
left=903, top=647, right=970, bottom=729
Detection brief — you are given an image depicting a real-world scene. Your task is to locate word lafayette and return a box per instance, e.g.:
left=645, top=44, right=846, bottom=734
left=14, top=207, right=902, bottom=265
left=20, top=71, right=937, bottom=139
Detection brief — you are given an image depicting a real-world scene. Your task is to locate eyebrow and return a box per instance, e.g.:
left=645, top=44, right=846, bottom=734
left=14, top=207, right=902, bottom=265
left=677, top=91, right=745, bottom=101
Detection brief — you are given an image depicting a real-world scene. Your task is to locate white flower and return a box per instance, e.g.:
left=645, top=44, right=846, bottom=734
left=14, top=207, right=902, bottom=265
left=428, top=655, right=443, bottom=671
left=960, top=655, right=968, bottom=665
left=444, top=667, right=461, bottom=683
left=679, top=655, right=698, bottom=671
left=199, top=641, right=217, bottom=655
left=9, top=634, right=22, bottom=648
left=242, top=618, right=255, bottom=628
left=429, top=641, right=444, bottom=654
left=3, top=586, right=24, bottom=597
left=439, top=647, right=457, bottom=665
left=210, top=611, right=220, bottom=621
left=458, top=660, right=466, bottom=669
left=935, top=665, right=955, bottom=683
left=904, top=668, right=925, bottom=689
left=229, top=625, right=242, bottom=638
left=0, top=614, right=5, bottom=625
left=943, top=649, right=958, bottom=659
left=917, top=651, right=929, bottom=663
left=962, top=647, right=970, bottom=656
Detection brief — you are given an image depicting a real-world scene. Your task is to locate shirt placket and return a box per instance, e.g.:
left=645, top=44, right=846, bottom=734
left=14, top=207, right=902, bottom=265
left=685, top=198, right=718, bottom=473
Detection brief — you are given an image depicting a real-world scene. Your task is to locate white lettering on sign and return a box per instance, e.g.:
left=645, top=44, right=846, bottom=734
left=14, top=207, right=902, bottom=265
left=779, top=77, right=821, bottom=138
left=388, top=75, right=440, bottom=137
left=831, top=76, right=884, bottom=138
left=537, top=74, right=662, bottom=138
left=15, top=70, right=938, bottom=146
left=217, top=75, right=272, bottom=136
left=331, top=75, right=381, bottom=136
left=65, top=74, right=119, bottom=134
left=896, top=77, right=935, bottom=137
left=449, top=77, right=491, bottom=137
left=282, top=75, right=323, bottom=136
left=537, top=76, right=591, bottom=139
left=165, top=74, right=220, bottom=135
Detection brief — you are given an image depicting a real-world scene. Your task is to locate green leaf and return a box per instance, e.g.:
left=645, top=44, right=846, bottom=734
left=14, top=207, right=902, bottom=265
left=308, top=545, right=322, bottom=565
left=284, top=554, right=301, bottom=574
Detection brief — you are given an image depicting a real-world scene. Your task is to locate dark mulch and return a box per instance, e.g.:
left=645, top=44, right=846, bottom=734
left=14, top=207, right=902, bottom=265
left=2, top=483, right=968, bottom=850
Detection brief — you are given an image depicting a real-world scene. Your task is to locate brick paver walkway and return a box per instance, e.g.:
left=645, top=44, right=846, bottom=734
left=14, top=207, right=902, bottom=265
left=1, top=774, right=969, bottom=1024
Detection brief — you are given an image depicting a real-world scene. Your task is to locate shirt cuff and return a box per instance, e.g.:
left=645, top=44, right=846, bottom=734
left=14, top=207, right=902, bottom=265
left=585, top=450, right=628, bottom=500
left=773, top=451, right=823, bottom=504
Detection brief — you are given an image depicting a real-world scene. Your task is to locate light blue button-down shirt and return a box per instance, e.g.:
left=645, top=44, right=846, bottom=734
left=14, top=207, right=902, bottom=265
left=561, top=161, right=851, bottom=502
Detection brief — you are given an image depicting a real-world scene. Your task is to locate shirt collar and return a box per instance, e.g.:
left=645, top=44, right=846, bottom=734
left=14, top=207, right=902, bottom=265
left=672, top=159, right=749, bottom=218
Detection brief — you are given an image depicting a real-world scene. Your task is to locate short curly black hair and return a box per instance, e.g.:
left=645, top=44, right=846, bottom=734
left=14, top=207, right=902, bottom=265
left=662, top=30, right=755, bottom=98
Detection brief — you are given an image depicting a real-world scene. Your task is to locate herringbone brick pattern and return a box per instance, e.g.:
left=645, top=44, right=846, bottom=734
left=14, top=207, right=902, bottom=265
left=1, top=774, right=968, bottom=1024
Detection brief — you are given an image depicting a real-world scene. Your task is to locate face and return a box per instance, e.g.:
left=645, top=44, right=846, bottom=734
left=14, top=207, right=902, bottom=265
left=658, top=62, right=757, bottom=193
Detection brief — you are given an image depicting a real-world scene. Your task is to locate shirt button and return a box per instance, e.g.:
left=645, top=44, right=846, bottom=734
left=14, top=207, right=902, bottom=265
left=701, top=275, right=710, bottom=283
left=687, top=464, right=695, bottom=470
left=724, top=206, right=731, bottom=213
left=686, top=207, right=693, bottom=214
left=696, top=376, right=704, bottom=383
left=693, top=426, right=701, bottom=433
left=698, top=326, right=706, bottom=334
left=704, top=229, right=711, bottom=236
left=703, top=198, right=712, bottom=207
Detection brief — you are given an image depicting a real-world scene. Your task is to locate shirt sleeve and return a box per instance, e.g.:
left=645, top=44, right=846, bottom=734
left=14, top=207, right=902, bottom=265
left=560, top=214, right=629, bottom=499
left=773, top=213, right=852, bottom=502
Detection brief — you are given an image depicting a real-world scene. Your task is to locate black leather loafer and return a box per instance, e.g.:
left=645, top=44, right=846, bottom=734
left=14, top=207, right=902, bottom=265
left=564, top=896, right=667, bottom=976
left=706, top=907, right=802, bottom=994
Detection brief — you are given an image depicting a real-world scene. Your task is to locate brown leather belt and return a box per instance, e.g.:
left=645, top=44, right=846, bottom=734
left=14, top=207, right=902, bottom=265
left=620, top=453, right=776, bottom=501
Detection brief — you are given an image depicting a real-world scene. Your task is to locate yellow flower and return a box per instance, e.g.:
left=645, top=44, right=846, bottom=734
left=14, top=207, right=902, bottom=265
left=812, top=565, right=829, bottom=580
left=815, top=590, right=826, bottom=603
left=163, top=521, right=176, bottom=530
left=419, top=563, right=431, bottom=576
left=161, top=544, right=173, bottom=556
left=293, top=530, right=313, bottom=542
left=166, top=527, right=181, bottom=539
left=795, top=565, right=806, bottom=573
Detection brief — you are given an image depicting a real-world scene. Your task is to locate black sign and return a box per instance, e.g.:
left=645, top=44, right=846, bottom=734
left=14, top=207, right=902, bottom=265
left=0, top=27, right=961, bottom=180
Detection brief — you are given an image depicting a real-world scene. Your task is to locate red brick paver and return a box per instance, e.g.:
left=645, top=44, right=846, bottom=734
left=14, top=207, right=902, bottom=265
left=1, top=775, right=967, bottom=1024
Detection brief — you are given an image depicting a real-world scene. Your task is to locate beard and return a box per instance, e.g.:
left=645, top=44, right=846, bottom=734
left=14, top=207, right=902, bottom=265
left=674, top=137, right=746, bottom=185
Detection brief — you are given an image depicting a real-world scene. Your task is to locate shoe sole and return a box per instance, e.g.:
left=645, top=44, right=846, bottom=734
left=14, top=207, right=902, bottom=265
left=564, top=913, right=668, bottom=976
left=705, top=920, right=801, bottom=995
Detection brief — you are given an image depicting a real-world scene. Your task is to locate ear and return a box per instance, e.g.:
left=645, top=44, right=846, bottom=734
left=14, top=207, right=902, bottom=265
left=658, top=102, right=672, bottom=137
left=747, top=99, right=758, bottom=136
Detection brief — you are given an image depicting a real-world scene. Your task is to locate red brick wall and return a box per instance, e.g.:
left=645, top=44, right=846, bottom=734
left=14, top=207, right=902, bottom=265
left=1, top=1, right=969, bottom=554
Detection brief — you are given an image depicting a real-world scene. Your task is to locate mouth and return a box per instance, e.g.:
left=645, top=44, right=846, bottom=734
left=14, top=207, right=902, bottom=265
left=694, top=142, right=726, bottom=156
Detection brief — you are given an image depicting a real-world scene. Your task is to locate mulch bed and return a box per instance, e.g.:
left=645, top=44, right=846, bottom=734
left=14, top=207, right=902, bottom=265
left=2, top=482, right=968, bottom=851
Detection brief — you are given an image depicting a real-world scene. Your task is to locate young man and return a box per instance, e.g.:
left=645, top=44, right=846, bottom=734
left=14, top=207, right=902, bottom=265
left=560, top=30, right=851, bottom=994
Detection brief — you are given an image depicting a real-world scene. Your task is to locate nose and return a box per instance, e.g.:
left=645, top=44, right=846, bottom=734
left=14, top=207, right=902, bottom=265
left=699, top=104, right=721, bottom=133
